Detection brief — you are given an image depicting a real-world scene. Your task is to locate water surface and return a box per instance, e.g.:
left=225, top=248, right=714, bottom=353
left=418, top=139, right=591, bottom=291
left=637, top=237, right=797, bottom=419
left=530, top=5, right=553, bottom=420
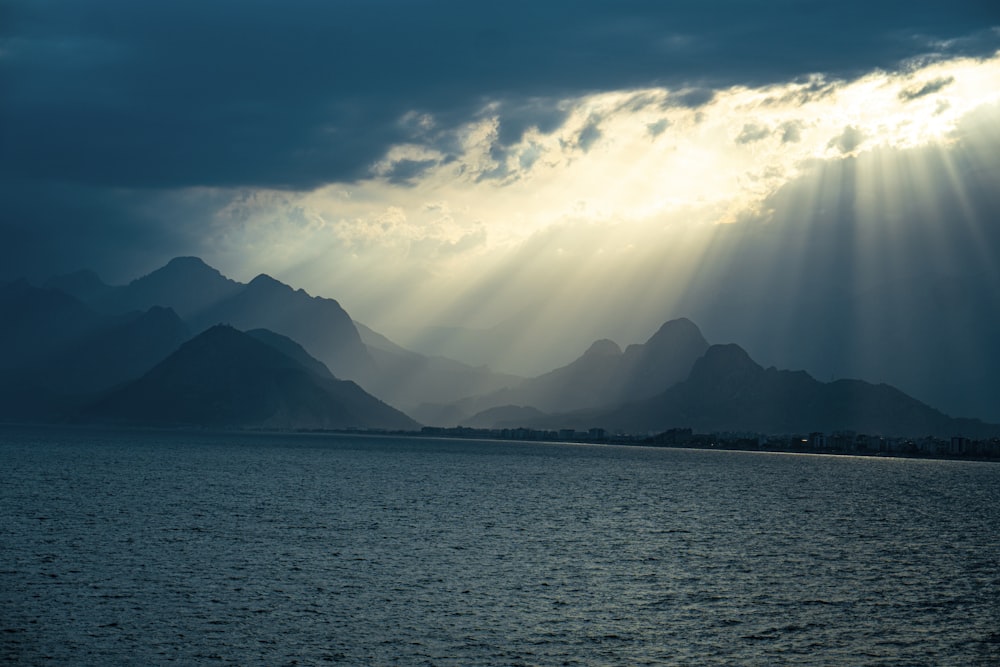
left=2, top=426, right=998, bottom=665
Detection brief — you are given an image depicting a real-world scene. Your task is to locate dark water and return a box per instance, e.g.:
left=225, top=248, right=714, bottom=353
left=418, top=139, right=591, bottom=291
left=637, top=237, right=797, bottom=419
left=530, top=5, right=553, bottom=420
left=2, top=427, right=999, bottom=666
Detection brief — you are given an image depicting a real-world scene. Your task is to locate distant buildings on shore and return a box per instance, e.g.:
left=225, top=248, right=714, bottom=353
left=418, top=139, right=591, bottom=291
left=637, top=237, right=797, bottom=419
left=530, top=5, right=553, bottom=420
left=414, top=425, right=1000, bottom=459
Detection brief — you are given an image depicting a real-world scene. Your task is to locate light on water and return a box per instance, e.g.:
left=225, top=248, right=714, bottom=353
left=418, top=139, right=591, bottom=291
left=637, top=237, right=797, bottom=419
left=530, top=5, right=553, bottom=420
left=2, top=427, right=999, bottom=665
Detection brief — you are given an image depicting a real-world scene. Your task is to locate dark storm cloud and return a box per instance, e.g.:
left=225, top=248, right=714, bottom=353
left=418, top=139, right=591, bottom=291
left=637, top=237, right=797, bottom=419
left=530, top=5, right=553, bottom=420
left=384, top=159, right=442, bottom=186
left=2, top=0, right=997, bottom=191
left=493, top=99, right=573, bottom=146
left=0, top=179, right=224, bottom=283
left=667, top=88, right=718, bottom=109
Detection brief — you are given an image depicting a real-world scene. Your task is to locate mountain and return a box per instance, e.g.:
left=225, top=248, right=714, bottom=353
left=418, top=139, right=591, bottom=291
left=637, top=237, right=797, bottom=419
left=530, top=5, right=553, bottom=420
left=87, top=325, right=418, bottom=430
left=0, top=283, right=191, bottom=420
left=48, top=257, right=243, bottom=320
left=44, top=258, right=522, bottom=412
left=615, top=317, right=711, bottom=399
left=584, top=344, right=999, bottom=438
left=27, top=257, right=994, bottom=437
left=113, top=256, right=243, bottom=320
left=50, top=258, right=376, bottom=382
left=413, top=317, right=709, bottom=424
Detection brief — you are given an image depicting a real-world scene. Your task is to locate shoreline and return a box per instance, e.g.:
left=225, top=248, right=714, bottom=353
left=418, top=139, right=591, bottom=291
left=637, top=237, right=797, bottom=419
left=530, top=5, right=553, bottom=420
left=3, top=421, right=999, bottom=463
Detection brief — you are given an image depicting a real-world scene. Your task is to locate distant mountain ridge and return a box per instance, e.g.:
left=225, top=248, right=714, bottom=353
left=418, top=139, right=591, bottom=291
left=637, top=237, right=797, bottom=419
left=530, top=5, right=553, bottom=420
left=48, top=257, right=519, bottom=412
left=413, top=318, right=708, bottom=424
left=5, top=256, right=995, bottom=438
left=48, top=257, right=373, bottom=381
left=513, top=343, right=997, bottom=438
left=2, top=271, right=419, bottom=429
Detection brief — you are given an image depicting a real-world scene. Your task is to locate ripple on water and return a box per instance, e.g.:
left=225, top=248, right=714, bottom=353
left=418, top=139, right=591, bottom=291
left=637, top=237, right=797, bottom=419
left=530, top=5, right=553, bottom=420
left=2, top=427, right=999, bottom=666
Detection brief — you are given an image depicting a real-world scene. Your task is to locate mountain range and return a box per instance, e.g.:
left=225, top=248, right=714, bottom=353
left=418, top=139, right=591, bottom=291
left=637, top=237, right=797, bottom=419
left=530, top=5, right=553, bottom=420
left=411, top=317, right=709, bottom=424
left=503, top=344, right=995, bottom=438
left=46, top=257, right=515, bottom=412
left=2, top=256, right=996, bottom=438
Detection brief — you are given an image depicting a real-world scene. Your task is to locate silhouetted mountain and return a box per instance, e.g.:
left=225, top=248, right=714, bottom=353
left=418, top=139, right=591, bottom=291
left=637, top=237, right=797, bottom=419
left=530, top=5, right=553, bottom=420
left=87, top=325, right=417, bottom=430
left=415, top=318, right=708, bottom=424
left=47, top=257, right=244, bottom=321
left=617, top=317, right=711, bottom=399
left=587, top=344, right=999, bottom=437
left=112, top=256, right=243, bottom=319
left=0, top=284, right=191, bottom=420
left=506, top=337, right=628, bottom=412
left=25, top=256, right=994, bottom=437
left=44, top=258, right=520, bottom=409
left=50, top=259, right=376, bottom=382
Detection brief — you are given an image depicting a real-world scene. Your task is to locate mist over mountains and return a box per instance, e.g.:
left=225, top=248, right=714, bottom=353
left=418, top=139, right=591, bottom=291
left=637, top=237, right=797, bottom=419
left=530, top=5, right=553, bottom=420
left=1, top=257, right=997, bottom=438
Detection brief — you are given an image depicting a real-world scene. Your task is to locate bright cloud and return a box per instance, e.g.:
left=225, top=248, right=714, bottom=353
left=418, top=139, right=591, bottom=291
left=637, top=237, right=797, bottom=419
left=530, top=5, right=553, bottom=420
left=198, top=54, right=1000, bottom=337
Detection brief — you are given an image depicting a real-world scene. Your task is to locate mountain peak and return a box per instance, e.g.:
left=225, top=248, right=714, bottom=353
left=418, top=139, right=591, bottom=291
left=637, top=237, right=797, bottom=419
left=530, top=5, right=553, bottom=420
left=646, top=317, right=706, bottom=348
left=584, top=339, right=623, bottom=357
left=165, top=256, right=211, bottom=269
left=130, top=256, right=228, bottom=289
left=247, top=273, right=291, bottom=291
left=123, top=257, right=241, bottom=319
left=142, top=256, right=224, bottom=281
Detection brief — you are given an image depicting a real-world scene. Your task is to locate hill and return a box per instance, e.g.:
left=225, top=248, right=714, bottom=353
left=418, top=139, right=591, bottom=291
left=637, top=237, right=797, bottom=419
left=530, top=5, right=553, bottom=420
left=87, top=325, right=418, bottom=430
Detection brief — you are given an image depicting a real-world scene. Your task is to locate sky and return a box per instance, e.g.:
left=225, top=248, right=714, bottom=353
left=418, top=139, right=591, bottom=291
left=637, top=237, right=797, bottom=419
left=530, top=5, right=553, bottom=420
left=3, top=1, right=1000, bottom=419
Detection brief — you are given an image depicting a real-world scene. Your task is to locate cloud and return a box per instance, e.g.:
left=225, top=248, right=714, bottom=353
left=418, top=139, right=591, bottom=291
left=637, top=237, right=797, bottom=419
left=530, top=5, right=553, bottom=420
left=493, top=99, right=573, bottom=146
left=383, top=159, right=441, bottom=186
left=899, top=76, right=955, bottom=101
left=647, top=119, right=671, bottom=137
left=436, top=227, right=488, bottom=256
left=2, top=0, right=997, bottom=194
left=669, top=89, right=717, bottom=109
left=828, top=125, right=866, bottom=154
left=779, top=121, right=804, bottom=143
left=577, top=117, right=603, bottom=152
left=0, top=179, right=227, bottom=283
left=736, top=123, right=771, bottom=144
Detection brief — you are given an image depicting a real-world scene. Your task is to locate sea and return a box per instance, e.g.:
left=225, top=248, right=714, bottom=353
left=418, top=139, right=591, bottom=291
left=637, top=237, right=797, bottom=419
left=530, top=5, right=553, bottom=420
left=2, top=426, right=999, bottom=666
